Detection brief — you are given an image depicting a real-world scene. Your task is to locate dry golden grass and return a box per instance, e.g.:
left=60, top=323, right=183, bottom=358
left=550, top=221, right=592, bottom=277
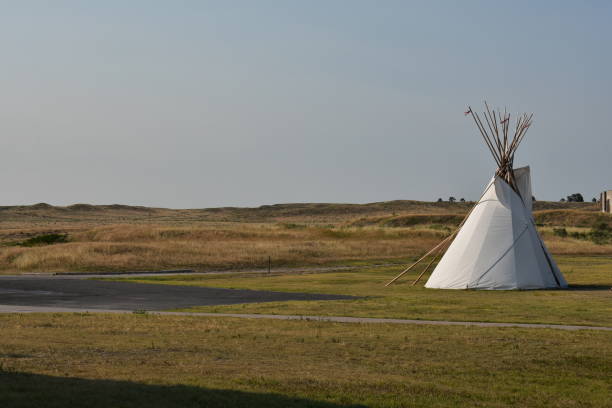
left=543, top=237, right=612, bottom=254
left=534, top=209, right=612, bottom=227
left=0, top=201, right=608, bottom=274
left=0, top=224, right=444, bottom=273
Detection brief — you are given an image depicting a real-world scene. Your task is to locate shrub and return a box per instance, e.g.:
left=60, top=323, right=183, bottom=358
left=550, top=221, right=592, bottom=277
left=556, top=223, right=612, bottom=245
left=11, top=233, right=68, bottom=247
left=589, top=223, right=612, bottom=245
left=279, top=223, right=306, bottom=230
left=566, top=193, right=584, bottom=202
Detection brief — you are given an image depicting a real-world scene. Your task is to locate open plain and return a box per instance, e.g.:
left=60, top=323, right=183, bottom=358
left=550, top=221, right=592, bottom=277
left=1, top=201, right=611, bottom=407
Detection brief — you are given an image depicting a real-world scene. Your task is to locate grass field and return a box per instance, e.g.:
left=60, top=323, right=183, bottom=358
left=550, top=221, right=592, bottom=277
left=1, top=313, right=610, bottom=408
left=113, top=255, right=612, bottom=327
left=1, top=201, right=610, bottom=407
left=0, top=223, right=443, bottom=274
left=0, top=201, right=608, bottom=274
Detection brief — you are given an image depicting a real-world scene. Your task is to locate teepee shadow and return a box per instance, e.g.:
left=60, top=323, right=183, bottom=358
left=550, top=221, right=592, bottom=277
left=567, top=284, right=611, bottom=291
left=0, top=370, right=366, bottom=408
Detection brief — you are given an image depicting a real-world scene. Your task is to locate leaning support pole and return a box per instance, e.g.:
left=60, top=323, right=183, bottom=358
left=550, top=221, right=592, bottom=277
left=384, top=233, right=456, bottom=287
left=411, top=239, right=448, bottom=286
left=387, top=102, right=541, bottom=289
left=386, top=103, right=535, bottom=288
left=385, top=179, right=496, bottom=287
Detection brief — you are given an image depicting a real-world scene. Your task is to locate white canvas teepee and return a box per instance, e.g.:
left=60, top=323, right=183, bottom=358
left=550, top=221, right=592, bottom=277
left=424, top=166, right=567, bottom=289
left=386, top=103, right=568, bottom=290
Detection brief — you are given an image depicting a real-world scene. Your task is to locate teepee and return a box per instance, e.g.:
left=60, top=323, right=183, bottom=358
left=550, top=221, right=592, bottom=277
left=387, top=103, right=567, bottom=290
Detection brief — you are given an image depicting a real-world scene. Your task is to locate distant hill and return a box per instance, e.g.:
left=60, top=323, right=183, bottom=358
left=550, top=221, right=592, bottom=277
left=0, top=200, right=598, bottom=225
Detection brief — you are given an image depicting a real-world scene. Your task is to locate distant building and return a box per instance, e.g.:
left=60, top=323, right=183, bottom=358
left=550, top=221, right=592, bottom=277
left=601, top=190, right=612, bottom=213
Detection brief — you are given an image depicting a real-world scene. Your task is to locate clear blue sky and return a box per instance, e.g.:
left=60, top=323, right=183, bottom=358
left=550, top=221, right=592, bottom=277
left=1, top=1, right=610, bottom=208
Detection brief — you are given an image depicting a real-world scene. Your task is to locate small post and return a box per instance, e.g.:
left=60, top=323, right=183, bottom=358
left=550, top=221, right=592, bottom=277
left=268, top=256, right=271, bottom=274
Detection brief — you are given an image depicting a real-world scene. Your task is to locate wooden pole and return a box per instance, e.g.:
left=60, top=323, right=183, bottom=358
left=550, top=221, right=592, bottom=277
left=384, top=232, right=456, bottom=287
left=411, top=239, right=448, bottom=286
left=385, top=177, right=496, bottom=287
left=471, top=111, right=501, bottom=166
left=484, top=102, right=502, bottom=154
left=385, top=103, right=535, bottom=287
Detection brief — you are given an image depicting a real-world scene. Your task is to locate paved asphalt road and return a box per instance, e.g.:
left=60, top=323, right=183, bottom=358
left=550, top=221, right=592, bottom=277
left=1, top=276, right=609, bottom=332
left=0, top=276, right=354, bottom=311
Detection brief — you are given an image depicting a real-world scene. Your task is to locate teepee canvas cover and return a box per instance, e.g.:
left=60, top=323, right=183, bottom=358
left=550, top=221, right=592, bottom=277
left=386, top=103, right=568, bottom=290
left=424, top=166, right=567, bottom=289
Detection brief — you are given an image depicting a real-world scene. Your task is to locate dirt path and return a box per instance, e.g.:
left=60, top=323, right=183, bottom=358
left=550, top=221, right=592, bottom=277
left=1, top=305, right=610, bottom=332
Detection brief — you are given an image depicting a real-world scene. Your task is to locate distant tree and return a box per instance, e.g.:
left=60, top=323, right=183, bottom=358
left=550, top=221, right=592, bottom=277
left=448, top=196, right=456, bottom=203
left=460, top=198, right=465, bottom=202
left=532, top=196, right=536, bottom=202
left=566, top=193, right=584, bottom=202
left=592, top=197, right=597, bottom=203
left=560, top=198, right=566, bottom=202
left=437, top=198, right=443, bottom=202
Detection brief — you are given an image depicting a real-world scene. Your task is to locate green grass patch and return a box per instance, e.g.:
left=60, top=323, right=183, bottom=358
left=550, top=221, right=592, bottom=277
left=553, top=223, right=612, bottom=245
left=0, top=314, right=609, bottom=407
left=114, top=256, right=612, bottom=327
